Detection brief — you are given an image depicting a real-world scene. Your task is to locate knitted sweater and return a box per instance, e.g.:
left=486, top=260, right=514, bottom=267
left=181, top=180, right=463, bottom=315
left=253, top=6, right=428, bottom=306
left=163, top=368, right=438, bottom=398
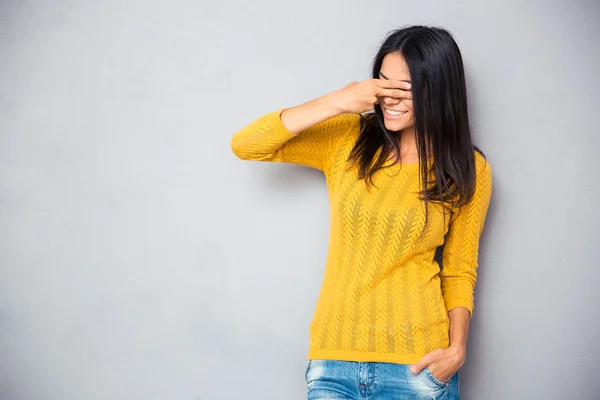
left=230, top=109, right=493, bottom=364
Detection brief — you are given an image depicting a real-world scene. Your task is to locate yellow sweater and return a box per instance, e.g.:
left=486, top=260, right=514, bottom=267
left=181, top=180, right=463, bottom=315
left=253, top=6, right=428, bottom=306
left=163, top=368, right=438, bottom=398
left=230, top=109, right=493, bottom=364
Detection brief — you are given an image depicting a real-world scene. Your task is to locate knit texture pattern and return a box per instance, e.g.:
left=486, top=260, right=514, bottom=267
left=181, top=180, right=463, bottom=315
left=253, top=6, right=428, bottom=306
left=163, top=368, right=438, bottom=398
left=231, top=109, right=493, bottom=364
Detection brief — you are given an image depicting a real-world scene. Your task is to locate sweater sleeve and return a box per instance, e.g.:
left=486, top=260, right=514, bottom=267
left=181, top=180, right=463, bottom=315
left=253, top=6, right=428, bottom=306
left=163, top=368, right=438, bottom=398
left=440, top=152, right=493, bottom=316
left=230, top=108, right=360, bottom=172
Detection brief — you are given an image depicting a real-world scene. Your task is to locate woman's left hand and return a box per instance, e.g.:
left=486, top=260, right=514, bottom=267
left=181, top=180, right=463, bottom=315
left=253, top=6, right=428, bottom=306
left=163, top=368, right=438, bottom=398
left=410, top=346, right=466, bottom=383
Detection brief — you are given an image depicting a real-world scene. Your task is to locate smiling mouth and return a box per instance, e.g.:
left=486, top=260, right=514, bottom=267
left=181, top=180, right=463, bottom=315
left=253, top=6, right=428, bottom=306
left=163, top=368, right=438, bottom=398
left=384, top=108, right=408, bottom=117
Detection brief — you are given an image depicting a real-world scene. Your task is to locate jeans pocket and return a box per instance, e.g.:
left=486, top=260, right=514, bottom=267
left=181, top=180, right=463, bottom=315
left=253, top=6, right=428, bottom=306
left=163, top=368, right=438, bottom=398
left=424, top=367, right=449, bottom=388
left=304, top=360, right=312, bottom=383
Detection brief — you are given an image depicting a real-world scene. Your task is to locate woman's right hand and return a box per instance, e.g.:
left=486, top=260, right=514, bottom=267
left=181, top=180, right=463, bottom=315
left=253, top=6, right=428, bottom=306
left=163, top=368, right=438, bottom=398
left=327, top=78, right=412, bottom=114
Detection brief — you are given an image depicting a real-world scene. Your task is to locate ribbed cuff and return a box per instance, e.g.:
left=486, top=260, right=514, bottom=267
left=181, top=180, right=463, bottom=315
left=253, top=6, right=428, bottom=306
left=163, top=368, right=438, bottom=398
left=444, top=298, right=474, bottom=316
left=268, top=108, right=297, bottom=138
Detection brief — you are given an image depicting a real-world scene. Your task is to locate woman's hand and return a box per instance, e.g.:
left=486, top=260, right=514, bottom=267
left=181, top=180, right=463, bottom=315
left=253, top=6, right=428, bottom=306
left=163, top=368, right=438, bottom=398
left=326, top=78, right=412, bottom=114
left=410, top=346, right=466, bottom=383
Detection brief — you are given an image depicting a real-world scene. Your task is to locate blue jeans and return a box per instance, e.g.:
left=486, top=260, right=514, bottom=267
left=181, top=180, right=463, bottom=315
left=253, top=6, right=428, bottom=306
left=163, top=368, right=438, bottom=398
left=305, top=359, right=460, bottom=399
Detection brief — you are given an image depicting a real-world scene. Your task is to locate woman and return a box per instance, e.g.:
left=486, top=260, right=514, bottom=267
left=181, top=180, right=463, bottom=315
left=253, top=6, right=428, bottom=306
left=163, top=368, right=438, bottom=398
left=230, top=25, right=492, bottom=400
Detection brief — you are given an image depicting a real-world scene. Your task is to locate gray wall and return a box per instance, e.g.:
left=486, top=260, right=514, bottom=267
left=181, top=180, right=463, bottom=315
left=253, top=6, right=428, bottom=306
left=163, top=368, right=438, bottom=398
left=1, top=1, right=598, bottom=399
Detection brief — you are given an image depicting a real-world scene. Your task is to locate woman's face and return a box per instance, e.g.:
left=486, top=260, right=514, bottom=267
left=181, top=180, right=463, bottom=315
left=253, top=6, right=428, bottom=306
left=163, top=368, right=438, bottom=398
left=378, top=52, right=414, bottom=133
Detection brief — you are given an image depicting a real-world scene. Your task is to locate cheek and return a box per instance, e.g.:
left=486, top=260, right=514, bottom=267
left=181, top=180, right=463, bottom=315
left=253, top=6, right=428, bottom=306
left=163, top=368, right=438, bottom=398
left=405, top=102, right=414, bottom=124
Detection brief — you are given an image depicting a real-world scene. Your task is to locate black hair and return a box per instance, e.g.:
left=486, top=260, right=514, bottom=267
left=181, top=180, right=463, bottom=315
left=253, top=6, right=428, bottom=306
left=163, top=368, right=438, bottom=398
left=348, top=25, right=486, bottom=222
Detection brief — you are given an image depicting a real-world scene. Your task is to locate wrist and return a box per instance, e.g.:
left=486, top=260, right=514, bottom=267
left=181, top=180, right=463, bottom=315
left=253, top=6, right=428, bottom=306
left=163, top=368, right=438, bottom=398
left=447, top=344, right=467, bottom=363
left=320, top=91, right=346, bottom=115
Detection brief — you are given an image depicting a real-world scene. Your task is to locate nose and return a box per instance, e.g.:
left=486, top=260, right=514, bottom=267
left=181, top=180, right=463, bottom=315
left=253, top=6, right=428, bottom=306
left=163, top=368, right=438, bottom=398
left=381, top=96, right=401, bottom=107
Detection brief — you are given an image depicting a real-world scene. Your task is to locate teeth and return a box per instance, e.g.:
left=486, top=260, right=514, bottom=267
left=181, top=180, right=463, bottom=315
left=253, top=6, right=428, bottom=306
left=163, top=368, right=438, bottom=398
left=386, top=108, right=406, bottom=116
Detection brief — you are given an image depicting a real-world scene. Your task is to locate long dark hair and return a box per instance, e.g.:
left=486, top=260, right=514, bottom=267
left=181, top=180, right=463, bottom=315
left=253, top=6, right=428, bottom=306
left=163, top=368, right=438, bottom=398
left=348, top=25, right=486, bottom=222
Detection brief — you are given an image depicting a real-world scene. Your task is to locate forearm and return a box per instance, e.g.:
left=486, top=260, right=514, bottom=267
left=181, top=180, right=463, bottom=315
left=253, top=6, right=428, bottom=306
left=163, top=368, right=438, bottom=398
left=280, top=93, right=344, bottom=135
left=231, top=94, right=359, bottom=170
left=448, top=306, right=471, bottom=354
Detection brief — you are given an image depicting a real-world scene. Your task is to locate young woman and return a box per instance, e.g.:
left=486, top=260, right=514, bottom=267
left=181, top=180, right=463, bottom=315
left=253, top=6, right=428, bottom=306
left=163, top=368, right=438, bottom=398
left=230, top=25, right=492, bottom=400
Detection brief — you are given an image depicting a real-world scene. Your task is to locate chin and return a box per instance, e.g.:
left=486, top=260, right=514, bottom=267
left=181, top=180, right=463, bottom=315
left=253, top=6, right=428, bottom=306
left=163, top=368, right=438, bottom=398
left=384, top=122, right=406, bottom=132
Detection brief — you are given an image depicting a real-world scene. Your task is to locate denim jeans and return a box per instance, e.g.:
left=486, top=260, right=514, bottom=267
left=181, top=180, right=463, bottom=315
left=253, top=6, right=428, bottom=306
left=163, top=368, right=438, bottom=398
left=305, top=359, right=459, bottom=399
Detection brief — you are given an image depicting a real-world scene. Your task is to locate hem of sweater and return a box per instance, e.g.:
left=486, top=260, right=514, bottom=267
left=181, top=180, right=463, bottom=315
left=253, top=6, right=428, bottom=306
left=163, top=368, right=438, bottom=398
left=307, top=348, right=424, bottom=365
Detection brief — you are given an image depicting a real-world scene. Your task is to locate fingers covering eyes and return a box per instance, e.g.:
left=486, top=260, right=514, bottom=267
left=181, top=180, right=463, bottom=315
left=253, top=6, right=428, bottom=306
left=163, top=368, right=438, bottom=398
left=379, top=79, right=411, bottom=90
left=378, top=88, right=412, bottom=99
